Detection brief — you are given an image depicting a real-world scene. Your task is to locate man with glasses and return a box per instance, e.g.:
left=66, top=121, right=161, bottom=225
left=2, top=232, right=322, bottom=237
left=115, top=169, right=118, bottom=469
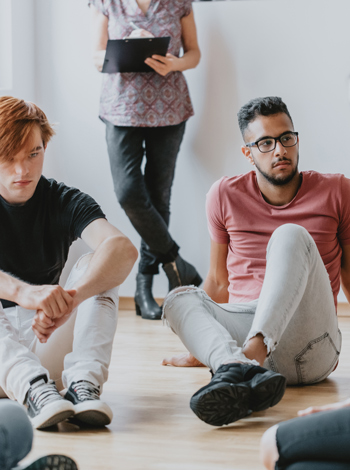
left=162, top=96, right=347, bottom=427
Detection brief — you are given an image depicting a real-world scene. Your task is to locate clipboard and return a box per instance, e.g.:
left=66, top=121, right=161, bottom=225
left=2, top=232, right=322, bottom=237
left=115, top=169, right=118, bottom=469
left=102, top=37, right=171, bottom=73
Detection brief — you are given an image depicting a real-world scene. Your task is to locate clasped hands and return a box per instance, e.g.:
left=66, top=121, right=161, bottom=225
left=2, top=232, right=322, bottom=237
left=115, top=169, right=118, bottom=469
left=127, top=28, right=179, bottom=76
left=18, top=285, right=77, bottom=344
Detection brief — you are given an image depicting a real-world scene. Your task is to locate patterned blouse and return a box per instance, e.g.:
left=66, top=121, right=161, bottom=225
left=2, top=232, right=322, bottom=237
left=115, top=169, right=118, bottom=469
left=89, top=0, right=195, bottom=127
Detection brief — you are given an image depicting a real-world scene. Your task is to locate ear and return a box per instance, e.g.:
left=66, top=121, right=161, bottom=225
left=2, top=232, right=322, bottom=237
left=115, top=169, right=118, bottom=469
left=241, top=145, right=255, bottom=166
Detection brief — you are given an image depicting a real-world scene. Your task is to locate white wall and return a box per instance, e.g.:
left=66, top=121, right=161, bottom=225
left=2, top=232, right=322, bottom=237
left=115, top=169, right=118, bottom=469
left=4, top=0, right=350, bottom=301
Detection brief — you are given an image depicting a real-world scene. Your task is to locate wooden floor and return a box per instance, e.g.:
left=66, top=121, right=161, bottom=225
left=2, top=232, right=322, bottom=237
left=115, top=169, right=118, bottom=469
left=24, top=311, right=350, bottom=470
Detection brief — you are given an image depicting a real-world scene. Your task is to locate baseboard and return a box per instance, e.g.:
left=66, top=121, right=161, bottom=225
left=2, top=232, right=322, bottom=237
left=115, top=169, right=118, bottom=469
left=119, top=297, right=350, bottom=317
left=337, top=302, right=350, bottom=317
left=119, top=296, right=163, bottom=310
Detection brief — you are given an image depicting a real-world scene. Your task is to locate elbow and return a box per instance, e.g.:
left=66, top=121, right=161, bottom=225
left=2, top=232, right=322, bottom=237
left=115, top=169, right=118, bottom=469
left=108, top=235, right=139, bottom=266
left=260, top=425, right=279, bottom=470
left=119, top=236, right=139, bottom=265
left=196, top=48, right=201, bottom=66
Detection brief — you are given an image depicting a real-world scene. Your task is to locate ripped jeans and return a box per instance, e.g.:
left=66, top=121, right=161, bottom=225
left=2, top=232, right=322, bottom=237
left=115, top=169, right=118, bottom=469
left=163, top=224, right=341, bottom=385
left=0, top=254, right=119, bottom=403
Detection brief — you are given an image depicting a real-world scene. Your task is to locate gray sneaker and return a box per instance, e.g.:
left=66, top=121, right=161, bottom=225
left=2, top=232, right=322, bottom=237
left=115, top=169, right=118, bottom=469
left=26, top=375, right=74, bottom=429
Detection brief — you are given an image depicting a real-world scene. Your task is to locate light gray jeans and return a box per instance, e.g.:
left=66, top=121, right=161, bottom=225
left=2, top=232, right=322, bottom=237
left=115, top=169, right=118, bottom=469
left=0, top=254, right=119, bottom=403
left=163, top=224, right=342, bottom=385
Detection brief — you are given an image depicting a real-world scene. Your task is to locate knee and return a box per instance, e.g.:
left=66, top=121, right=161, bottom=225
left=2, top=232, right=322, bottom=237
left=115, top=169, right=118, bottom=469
left=270, top=224, right=312, bottom=248
left=116, top=183, right=147, bottom=212
left=75, top=252, right=93, bottom=270
left=260, top=424, right=279, bottom=470
left=163, top=286, right=203, bottom=322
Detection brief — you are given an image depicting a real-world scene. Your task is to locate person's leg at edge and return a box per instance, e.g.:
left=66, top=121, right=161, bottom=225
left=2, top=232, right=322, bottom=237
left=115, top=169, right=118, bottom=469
left=163, top=224, right=340, bottom=425
left=105, top=122, right=202, bottom=320
left=261, top=408, right=350, bottom=470
left=0, top=400, right=33, bottom=470
left=34, top=253, right=119, bottom=426
left=0, top=400, right=77, bottom=470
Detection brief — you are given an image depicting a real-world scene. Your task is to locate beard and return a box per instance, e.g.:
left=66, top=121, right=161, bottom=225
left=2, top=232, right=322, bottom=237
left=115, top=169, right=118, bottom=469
left=253, top=154, right=299, bottom=186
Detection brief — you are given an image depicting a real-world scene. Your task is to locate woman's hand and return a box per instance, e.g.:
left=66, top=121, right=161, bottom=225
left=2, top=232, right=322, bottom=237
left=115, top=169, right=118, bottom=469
left=145, top=53, right=180, bottom=76
left=298, top=398, right=350, bottom=416
left=127, top=29, right=154, bottom=38
left=93, top=50, right=106, bottom=72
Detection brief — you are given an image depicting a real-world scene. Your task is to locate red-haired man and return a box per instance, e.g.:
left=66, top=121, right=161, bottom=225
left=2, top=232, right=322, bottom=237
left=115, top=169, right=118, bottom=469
left=0, top=96, right=138, bottom=429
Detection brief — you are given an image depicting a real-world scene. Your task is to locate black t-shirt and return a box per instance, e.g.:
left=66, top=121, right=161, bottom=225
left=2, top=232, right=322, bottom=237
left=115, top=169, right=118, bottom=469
left=0, top=176, right=105, bottom=308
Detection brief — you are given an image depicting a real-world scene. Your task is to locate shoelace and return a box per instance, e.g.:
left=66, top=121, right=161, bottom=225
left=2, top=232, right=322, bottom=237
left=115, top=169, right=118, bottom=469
left=31, top=381, right=61, bottom=408
left=74, top=381, right=100, bottom=401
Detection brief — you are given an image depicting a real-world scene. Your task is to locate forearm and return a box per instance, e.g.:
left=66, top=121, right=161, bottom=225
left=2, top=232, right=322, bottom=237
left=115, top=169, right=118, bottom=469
left=72, top=235, right=138, bottom=304
left=203, top=277, right=229, bottom=303
left=93, top=49, right=106, bottom=72
left=174, top=49, right=200, bottom=72
left=0, top=270, right=27, bottom=304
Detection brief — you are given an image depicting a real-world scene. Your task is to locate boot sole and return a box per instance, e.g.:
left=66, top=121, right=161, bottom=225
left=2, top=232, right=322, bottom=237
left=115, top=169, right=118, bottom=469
left=190, top=382, right=251, bottom=426
left=249, top=371, right=286, bottom=412
left=17, top=454, right=78, bottom=470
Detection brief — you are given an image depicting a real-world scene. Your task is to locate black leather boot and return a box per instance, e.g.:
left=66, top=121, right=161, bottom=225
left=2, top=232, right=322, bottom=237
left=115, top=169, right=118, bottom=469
left=162, top=254, right=202, bottom=291
left=134, top=273, right=162, bottom=320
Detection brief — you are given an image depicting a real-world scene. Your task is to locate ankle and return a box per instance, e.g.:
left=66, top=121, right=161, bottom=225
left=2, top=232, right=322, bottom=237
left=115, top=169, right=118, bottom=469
left=242, top=334, right=267, bottom=366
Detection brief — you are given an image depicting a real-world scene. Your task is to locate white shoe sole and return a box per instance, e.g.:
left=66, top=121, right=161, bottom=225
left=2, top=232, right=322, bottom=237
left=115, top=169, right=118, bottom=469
left=73, top=401, right=113, bottom=426
left=31, top=400, right=75, bottom=429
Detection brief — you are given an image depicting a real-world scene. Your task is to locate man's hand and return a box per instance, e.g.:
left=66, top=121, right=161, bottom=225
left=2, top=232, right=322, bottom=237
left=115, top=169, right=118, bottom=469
left=32, top=310, right=57, bottom=343
left=145, top=53, right=179, bottom=76
left=298, top=398, right=350, bottom=416
left=17, top=285, right=76, bottom=319
left=162, top=352, right=205, bottom=367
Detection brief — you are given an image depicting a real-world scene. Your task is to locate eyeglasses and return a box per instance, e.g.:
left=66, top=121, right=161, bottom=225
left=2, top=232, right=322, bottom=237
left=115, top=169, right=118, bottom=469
left=245, top=131, right=299, bottom=153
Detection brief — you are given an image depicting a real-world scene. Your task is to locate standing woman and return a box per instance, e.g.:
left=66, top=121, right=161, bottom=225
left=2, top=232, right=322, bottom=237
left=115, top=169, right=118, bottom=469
left=89, top=0, right=202, bottom=320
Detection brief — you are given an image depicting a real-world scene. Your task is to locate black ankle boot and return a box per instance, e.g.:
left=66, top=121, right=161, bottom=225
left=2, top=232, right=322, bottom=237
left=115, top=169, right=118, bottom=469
left=134, top=273, right=162, bottom=320
left=162, top=255, right=202, bottom=291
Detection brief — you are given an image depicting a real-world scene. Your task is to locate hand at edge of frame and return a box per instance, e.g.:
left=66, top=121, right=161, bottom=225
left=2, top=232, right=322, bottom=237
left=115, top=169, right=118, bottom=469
left=298, top=397, right=350, bottom=416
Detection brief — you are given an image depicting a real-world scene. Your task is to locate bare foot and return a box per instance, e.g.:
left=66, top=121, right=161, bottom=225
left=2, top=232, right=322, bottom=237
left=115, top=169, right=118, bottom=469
left=162, top=352, right=205, bottom=367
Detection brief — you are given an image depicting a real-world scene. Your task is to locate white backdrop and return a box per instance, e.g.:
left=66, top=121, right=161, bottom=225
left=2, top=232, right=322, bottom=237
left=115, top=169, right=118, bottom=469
left=2, top=0, right=350, bottom=301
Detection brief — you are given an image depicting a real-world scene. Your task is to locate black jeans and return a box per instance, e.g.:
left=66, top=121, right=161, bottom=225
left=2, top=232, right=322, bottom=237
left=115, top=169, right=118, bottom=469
left=275, top=408, right=350, bottom=470
left=105, top=121, right=186, bottom=274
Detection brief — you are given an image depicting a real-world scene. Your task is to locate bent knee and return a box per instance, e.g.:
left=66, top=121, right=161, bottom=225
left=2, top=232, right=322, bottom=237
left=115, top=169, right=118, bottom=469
left=163, top=286, right=205, bottom=321
left=272, top=223, right=310, bottom=240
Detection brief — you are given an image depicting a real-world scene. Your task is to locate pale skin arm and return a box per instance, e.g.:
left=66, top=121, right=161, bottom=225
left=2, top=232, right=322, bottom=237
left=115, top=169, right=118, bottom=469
left=90, top=5, right=108, bottom=72
left=32, top=218, right=138, bottom=342
left=0, top=270, right=75, bottom=319
left=162, top=240, right=229, bottom=367
left=90, top=7, right=200, bottom=76
left=144, top=10, right=201, bottom=76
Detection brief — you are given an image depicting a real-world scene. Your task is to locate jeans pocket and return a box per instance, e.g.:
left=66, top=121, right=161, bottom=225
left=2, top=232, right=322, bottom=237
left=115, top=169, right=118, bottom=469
left=295, top=332, right=340, bottom=385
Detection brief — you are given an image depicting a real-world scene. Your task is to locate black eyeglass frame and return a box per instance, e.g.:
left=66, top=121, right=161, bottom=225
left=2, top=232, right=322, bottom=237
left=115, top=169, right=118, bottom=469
left=245, top=131, right=299, bottom=153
